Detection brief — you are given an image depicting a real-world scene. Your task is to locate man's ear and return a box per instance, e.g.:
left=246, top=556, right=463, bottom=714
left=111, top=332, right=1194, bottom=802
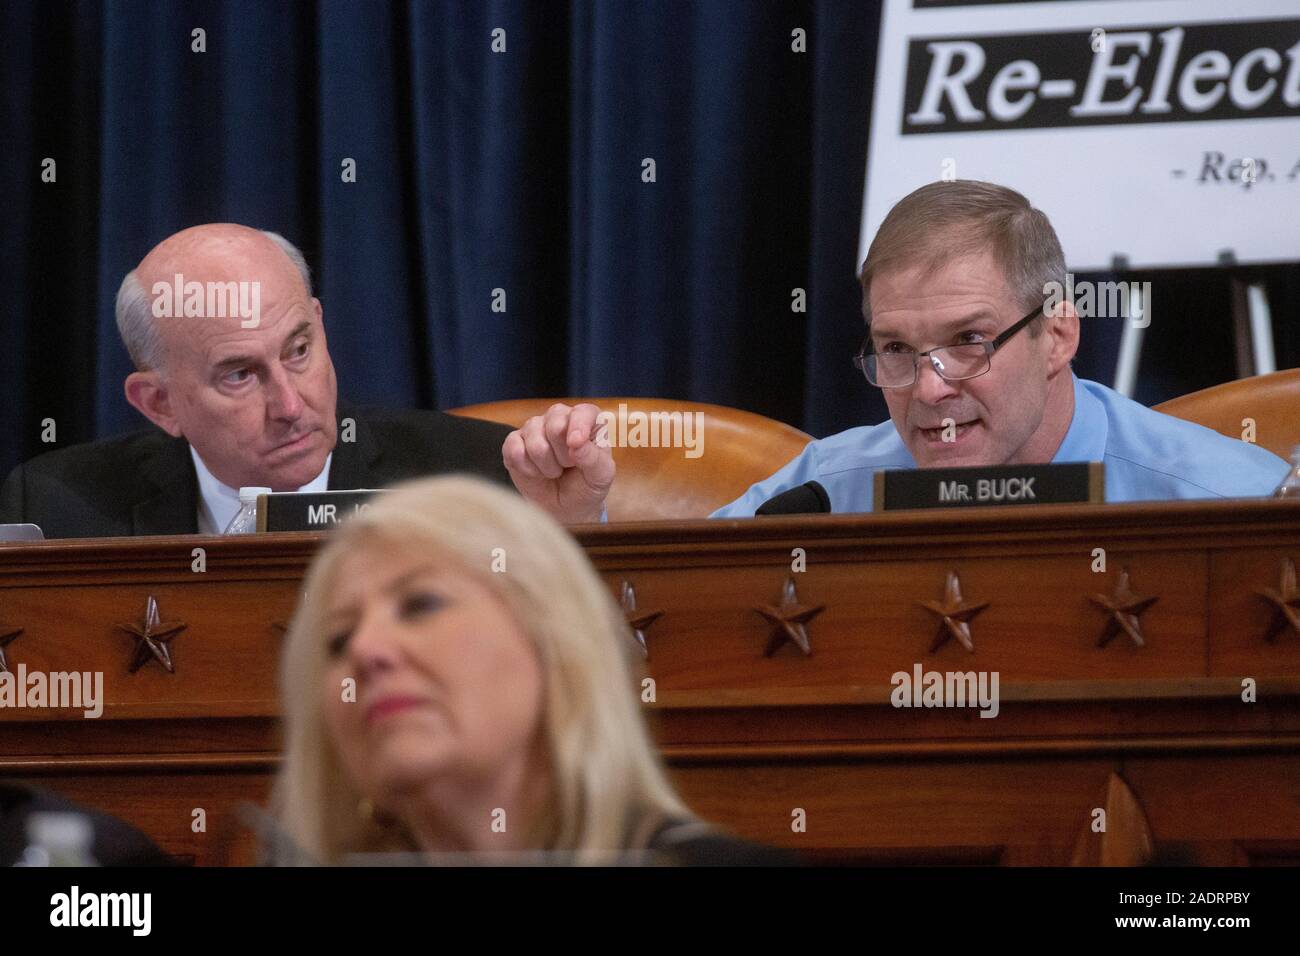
left=124, top=371, right=183, bottom=437
left=1044, top=300, right=1080, bottom=376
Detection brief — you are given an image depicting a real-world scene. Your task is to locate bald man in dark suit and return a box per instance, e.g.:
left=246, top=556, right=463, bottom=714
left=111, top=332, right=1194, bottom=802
left=0, top=224, right=510, bottom=538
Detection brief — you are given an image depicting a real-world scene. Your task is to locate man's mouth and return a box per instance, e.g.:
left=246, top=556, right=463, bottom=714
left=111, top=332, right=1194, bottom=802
left=273, top=429, right=316, bottom=452
left=919, top=419, right=979, bottom=443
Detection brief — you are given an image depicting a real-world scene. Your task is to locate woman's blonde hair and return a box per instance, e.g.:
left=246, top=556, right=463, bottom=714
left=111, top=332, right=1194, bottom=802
left=272, top=474, right=692, bottom=863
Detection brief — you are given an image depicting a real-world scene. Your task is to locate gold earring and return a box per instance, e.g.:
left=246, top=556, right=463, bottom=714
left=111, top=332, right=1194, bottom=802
left=358, top=796, right=377, bottom=823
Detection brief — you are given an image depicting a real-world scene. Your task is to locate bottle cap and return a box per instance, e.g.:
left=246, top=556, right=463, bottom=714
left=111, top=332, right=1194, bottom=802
left=237, top=486, right=273, bottom=503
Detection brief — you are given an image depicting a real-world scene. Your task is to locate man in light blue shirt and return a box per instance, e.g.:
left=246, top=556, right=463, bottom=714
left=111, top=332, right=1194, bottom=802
left=712, top=371, right=1286, bottom=516
left=502, top=180, right=1288, bottom=520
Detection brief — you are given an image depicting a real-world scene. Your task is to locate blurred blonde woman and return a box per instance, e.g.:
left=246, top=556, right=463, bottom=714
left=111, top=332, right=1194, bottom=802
left=273, top=475, right=783, bottom=865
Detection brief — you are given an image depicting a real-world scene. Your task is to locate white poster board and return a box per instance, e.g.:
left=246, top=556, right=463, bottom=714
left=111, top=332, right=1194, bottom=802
left=860, top=0, right=1300, bottom=271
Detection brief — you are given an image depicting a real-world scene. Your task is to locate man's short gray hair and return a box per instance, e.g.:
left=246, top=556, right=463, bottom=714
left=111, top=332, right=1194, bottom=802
left=115, top=230, right=313, bottom=372
left=858, top=180, right=1066, bottom=336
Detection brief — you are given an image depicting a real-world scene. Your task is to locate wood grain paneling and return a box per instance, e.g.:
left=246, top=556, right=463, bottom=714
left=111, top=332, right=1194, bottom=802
left=3, top=499, right=1299, bottom=865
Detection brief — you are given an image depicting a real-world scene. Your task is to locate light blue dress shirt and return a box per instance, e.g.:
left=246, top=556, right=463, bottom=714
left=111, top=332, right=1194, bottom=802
left=711, top=374, right=1291, bottom=517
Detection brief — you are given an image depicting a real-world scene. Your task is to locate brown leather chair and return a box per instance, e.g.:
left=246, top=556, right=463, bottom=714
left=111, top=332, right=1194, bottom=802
left=447, top=398, right=812, bottom=520
left=1153, top=367, right=1300, bottom=460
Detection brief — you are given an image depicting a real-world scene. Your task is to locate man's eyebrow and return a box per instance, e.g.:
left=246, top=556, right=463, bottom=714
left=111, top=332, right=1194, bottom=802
left=870, top=310, right=999, bottom=342
left=211, top=352, right=257, bottom=372
left=210, top=321, right=314, bottom=371
left=280, top=320, right=313, bottom=350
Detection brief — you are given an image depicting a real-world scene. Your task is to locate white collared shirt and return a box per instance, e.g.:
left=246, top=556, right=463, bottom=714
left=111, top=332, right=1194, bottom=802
left=190, top=447, right=333, bottom=534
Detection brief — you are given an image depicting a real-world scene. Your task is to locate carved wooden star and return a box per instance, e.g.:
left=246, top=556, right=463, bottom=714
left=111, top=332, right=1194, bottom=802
left=1087, top=567, right=1158, bottom=648
left=1255, top=557, right=1300, bottom=643
left=115, top=596, right=187, bottom=673
left=920, top=571, right=988, bottom=653
left=0, top=623, right=23, bottom=674
left=619, top=581, right=663, bottom=660
left=754, top=577, right=824, bottom=657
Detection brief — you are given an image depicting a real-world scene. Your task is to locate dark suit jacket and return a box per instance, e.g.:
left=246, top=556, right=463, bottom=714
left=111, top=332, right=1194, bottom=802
left=646, top=818, right=800, bottom=866
left=0, top=782, right=173, bottom=866
left=0, top=400, right=514, bottom=538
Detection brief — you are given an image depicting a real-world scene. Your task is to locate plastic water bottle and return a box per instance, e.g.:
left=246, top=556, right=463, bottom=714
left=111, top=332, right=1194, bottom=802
left=223, top=486, right=272, bottom=534
left=1274, top=447, right=1300, bottom=499
left=17, top=812, right=99, bottom=866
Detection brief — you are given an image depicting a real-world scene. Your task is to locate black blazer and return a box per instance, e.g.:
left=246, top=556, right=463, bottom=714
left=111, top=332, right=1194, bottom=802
left=646, top=818, right=800, bottom=866
left=0, top=400, right=514, bottom=538
left=0, top=782, right=173, bottom=866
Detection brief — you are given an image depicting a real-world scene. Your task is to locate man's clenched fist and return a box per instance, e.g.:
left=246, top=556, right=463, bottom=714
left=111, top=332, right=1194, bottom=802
left=502, top=402, right=615, bottom=523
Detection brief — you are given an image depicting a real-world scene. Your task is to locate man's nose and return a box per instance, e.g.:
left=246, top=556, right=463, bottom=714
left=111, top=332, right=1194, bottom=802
left=911, top=354, right=961, bottom=404
left=265, top=365, right=305, bottom=421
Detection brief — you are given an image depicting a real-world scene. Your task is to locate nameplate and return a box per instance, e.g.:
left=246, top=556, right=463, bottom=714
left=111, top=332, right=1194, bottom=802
left=872, top=462, right=1103, bottom=511
left=256, top=490, right=388, bottom=532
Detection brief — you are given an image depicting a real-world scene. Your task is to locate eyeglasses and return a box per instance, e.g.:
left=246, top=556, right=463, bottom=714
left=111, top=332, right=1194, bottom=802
left=852, top=306, right=1041, bottom=389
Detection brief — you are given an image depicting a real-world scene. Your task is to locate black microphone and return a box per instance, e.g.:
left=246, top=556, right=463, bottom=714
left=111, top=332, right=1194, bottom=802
left=755, top=480, right=831, bottom=515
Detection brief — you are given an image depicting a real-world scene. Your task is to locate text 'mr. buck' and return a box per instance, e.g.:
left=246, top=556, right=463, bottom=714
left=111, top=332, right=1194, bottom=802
left=874, top=462, right=1103, bottom=512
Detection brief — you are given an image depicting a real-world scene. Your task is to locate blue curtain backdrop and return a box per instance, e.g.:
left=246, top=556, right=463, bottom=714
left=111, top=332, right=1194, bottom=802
left=1, top=0, right=1296, bottom=478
